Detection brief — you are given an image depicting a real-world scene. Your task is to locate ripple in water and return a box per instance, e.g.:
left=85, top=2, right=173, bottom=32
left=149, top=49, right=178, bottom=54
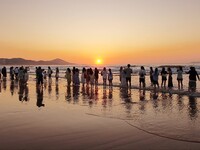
left=86, top=88, right=200, bottom=143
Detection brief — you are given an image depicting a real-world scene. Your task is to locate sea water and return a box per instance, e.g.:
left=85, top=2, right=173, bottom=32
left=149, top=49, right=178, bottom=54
left=0, top=64, right=200, bottom=147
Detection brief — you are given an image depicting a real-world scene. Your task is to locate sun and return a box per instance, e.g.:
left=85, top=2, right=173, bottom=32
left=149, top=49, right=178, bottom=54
left=96, top=59, right=102, bottom=65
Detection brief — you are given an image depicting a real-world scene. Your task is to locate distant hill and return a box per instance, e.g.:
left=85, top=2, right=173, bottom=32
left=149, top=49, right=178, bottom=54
left=0, top=58, right=75, bottom=65
left=190, top=62, right=200, bottom=64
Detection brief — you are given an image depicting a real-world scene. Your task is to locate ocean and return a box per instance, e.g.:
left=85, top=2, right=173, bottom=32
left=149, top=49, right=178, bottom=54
left=0, top=64, right=200, bottom=149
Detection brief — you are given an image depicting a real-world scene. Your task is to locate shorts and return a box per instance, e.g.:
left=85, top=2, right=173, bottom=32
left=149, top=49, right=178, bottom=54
left=177, top=78, right=183, bottom=81
left=162, top=76, right=167, bottom=81
left=153, top=80, right=159, bottom=85
left=126, top=77, right=131, bottom=82
left=139, top=78, right=145, bottom=83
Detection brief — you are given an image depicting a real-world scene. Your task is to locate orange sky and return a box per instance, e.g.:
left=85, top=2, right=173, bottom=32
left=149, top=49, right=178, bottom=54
left=0, top=0, right=200, bottom=65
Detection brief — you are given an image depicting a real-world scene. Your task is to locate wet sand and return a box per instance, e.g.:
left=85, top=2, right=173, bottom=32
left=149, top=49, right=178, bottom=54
left=0, top=77, right=200, bottom=150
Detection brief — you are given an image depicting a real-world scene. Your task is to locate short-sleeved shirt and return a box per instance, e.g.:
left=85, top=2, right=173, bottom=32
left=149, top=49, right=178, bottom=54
left=125, top=68, right=132, bottom=78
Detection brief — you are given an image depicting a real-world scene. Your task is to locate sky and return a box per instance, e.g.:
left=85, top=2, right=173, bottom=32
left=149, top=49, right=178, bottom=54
left=0, top=0, right=200, bottom=65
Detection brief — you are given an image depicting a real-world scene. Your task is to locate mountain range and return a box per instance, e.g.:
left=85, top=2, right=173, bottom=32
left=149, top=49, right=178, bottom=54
left=0, top=58, right=75, bottom=65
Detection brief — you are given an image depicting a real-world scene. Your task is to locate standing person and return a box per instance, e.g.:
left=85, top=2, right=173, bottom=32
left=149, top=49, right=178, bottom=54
left=18, top=66, right=24, bottom=84
left=161, top=67, right=167, bottom=88
left=89, top=69, right=95, bottom=87
left=121, top=69, right=127, bottom=87
left=94, top=68, right=99, bottom=85
left=186, top=67, right=200, bottom=92
left=10, top=67, right=15, bottom=80
left=125, top=64, right=132, bottom=88
left=167, top=67, right=173, bottom=89
left=150, top=67, right=154, bottom=86
left=72, top=67, right=76, bottom=85
left=14, top=67, right=19, bottom=80
left=0, top=66, right=1, bottom=81
left=24, top=68, right=29, bottom=84
left=108, top=69, right=113, bottom=86
left=139, top=66, right=146, bottom=88
left=37, top=67, right=44, bottom=85
left=81, top=67, right=86, bottom=87
left=35, top=67, right=38, bottom=80
left=101, top=67, right=107, bottom=86
left=153, top=68, right=159, bottom=89
left=43, top=70, right=47, bottom=81
left=65, top=68, right=72, bottom=86
left=119, top=66, right=123, bottom=82
left=74, top=68, right=80, bottom=86
left=86, top=68, right=90, bottom=87
left=55, top=67, right=59, bottom=81
left=177, top=66, right=183, bottom=89
left=48, top=66, right=53, bottom=79
left=2, top=66, right=7, bottom=78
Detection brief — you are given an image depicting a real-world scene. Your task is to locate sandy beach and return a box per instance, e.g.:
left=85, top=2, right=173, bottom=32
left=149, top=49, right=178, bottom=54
left=0, top=76, right=200, bottom=150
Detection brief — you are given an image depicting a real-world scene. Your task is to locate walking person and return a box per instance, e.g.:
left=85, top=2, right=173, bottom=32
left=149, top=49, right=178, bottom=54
left=139, top=66, right=146, bottom=88
left=161, top=67, right=167, bottom=88
left=177, top=66, right=183, bottom=89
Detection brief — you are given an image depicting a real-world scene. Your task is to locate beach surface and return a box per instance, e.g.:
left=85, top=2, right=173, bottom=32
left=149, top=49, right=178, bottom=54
left=0, top=76, right=200, bottom=150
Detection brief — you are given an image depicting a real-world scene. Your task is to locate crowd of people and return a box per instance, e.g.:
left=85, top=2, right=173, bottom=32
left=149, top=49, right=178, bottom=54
left=0, top=64, right=200, bottom=92
left=0, top=66, right=29, bottom=85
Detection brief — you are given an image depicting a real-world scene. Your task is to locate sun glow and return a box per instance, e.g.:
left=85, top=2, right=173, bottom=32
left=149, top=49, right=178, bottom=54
left=96, top=59, right=102, bottom=65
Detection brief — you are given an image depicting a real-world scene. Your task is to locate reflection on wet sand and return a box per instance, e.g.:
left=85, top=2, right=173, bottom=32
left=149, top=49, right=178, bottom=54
left=2, top=78, right=7, bottom=91
left=18, top=83, right=29, bottom=102
left=48, top=79, right=52, bottom=96
left=139, top=89, right=146, bottom=112
left=188, top=96, right=198, bottom=120
left=10, top=80, right=14, bottom=95
left=73, top=85, right=80, bottom=102
left=55, top=81, right=59, bottom=100
left=1, top=78, right=200, bottom=145
left=36, top=85, right=45, bottom=107
left=65, top=85, right=71, bottom=102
